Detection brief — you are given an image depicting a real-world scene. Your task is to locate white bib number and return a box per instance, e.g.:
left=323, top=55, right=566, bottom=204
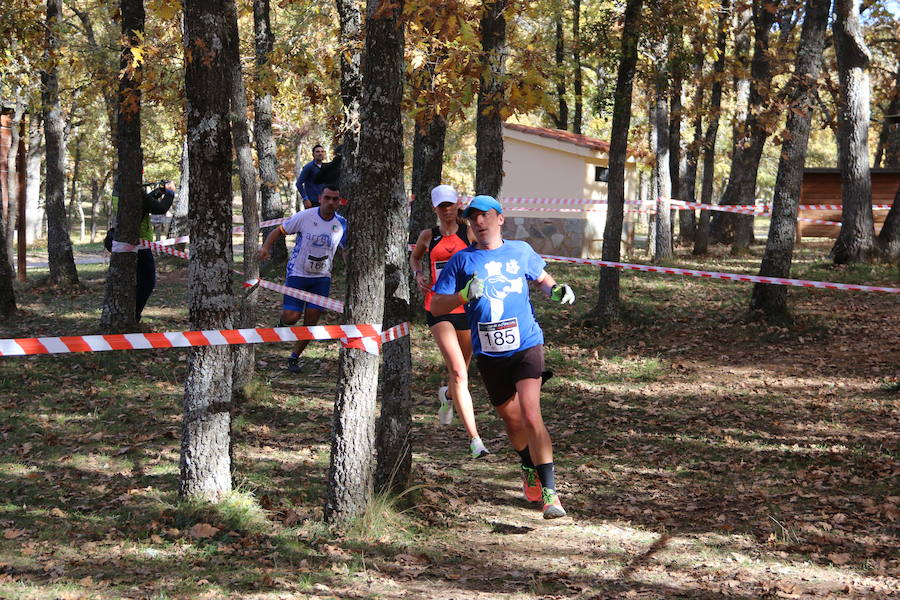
left=306, top=254, right=328, bottom=274
left=478, top=318, right=521, bottom=353
left=434, top=260, right=448, bottom=282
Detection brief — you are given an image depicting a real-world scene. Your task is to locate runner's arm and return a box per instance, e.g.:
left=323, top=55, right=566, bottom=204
left=430, top=292, right=464, bottom=316
left=258, top=225, right=286, bottom=261
left=409, top=229, right=431, bottom=293
left=535, top=270, right=558, bottom=296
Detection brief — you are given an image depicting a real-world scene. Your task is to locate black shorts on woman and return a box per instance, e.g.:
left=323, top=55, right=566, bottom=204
left=425, top=310, right=469, bottom=330
left=475, top=344, right=545, bottom=406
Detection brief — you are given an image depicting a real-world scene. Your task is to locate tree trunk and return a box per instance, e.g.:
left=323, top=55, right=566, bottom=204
left=409, top=114, right=446, bottom=313
left=876, top=186, right=900, bottom=261
left=873, top=69, right=899, bottom=169
left=653, top=33, right=672, bottom=263
left=326, top=0, right=402, bottom=527
left=591, top=0, right=642, bottom=322
left=713, top=0, right=776, bottom=252
left=668, top=24, right=683, bottom=230
left=26, top=112, right=44, bottom=244
left=41, top=0, right=78, bottom=287
left=100, top=0, right=144, bottom=331
left=750, top=0, right=830, bottom=317
left=680, top=44, right=703, bottom=244
left=572, top=0, right=583, bottom=134
left=180, top=0, right=235, bottom=503
left=0, top=208, right=15, bottom=317
left=693, top=0, right=729, bottom=256
left=254, top=0, right=286, bottom=264
left=225, top=0, right=260, bottom=396
left=375, top=176, right=412, bottom=494
left=336, top=0, right=363, bottom=210
left=4, top=96, right=24, bottom=266
left=830, top=0, right=876, bottom=264
left=168, top=137, right=189, bottom=239
left=553, top=8, right=568, bottom=130
left=475, top=0, right=507, bottom=198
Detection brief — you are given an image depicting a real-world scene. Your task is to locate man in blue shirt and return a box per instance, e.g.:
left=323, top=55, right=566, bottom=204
left=431, top=195, right=575, bottom=519
left=295, top=144, right=326, bottom=209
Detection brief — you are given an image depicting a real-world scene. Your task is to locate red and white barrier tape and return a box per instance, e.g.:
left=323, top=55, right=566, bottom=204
left=243, top=278, right=345, bottom=313
left=539, top=254, right=900, bottom=294
left=0, top=321, right=412, bottom=358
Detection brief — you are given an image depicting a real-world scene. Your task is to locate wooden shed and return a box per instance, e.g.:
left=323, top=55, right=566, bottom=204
left=798, top=168, right=899, bottom=240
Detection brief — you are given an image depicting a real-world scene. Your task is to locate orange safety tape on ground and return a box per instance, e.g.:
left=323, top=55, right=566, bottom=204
left=0, top=323, right=416, bottom=358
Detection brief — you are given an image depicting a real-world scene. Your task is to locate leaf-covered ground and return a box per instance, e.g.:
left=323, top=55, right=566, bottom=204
left=0, top=242, right=897, bottom=599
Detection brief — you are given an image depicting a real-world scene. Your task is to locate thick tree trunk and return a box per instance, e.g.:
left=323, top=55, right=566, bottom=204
left=409, top=115, right=446, bottom=313
left=653, top=34, right=672, bottom=262
left=326, top=0, right=402, bottom=526
left=693, top=0, right=730, bottom=256
left=100, top=0, right=144, bottom=331
left=668, top=25, right=683, bottom=244
left=41, top=0, right=78, bottom=287
left=225, top=0, right=260, bottom=396
left=830, top=0, right=876, bottom=264
left=180, top=0, right=235, bottom=503
left=876, top=186, right=900, bottom=261
left=553, top=9, right=568, bottom=130
left=4, top=96, right=24, bottom=265
left=336, top=0, right=362, bottom=210
left=713, top=0, right=776, bottom=252
left=254, top=0, right=286, bottom=264
left=475, top=0, right=506, bottom=198
left=572, top=0, right=583, bottom=134
left=375, top=177, right=412, bottom=494
left=750, top=0, right=830, bottom=317
left=591, top=0, right=642, bottom=321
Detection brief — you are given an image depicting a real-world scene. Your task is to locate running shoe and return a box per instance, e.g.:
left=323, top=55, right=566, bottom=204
left=437, top=386, right=453, bottom=425
left=542, top=488, right=566, bottom=519
left=286, top=357, right=302, bottom=374
left=469, top=437, right=489, bottom=458
left=521, top=466, right=542, bottom=502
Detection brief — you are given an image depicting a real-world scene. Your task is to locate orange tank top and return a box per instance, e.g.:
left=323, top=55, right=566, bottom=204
left=425, top=224, right=469, bottom=313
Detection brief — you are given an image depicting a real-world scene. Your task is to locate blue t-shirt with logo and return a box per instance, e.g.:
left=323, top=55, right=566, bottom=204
left=433, top=240, right=546, bottom=357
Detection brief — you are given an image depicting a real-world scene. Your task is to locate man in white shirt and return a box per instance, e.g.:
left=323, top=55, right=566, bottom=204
left=259, top=185, right=347, bottom=373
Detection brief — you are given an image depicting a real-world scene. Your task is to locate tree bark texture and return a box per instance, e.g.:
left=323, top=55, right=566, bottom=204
left=0, top=172, right=15, bottom=314
left=653, top=33, right=672, bottom=263
left=680, top=43, right=704, bottom=244
left=592, top=0, right=642, bottom=321
left=336, top=0, right=363, bottom=210
left=553, top=9, right=568, bottom=130
left=225, top=0, right=260, bottom=395
left=409, top=114, right=446, bottom=313
left=3, top=97, right=24, bottom=265
left=326, top=0, right=402, bottom=526
left=180, top=0, right=235, bottom=502
left=572, top=0, right=583, bottom=134
left=375, top=177, right=412, bottom=495
left=475, top=0, right=507, bottom=198
left=712, top=0, right=776, bottom=251
left=693, top=0, right=729, bottom=256
left=100, top=0, right=144, bottom=330
left=254, top=0, right=286, bottom=263
left=25, top=113, right=43, bottom=245
left=41, top=0, right=78, bottom=287
left=750, top=0, right=830, bottom=317
left=830, top=0, right=875, bottom=264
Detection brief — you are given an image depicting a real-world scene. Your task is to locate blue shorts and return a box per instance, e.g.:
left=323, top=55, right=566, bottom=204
left=283, top=276, right=332, bottom=312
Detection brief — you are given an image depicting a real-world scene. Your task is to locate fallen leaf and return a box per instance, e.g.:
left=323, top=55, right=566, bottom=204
left=189, top=523, right=219, bottom=539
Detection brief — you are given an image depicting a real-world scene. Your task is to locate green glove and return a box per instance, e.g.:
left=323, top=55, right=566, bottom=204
left=459, top=274, right=484, bottom=303
left=550, top=283, right=575, bottom=305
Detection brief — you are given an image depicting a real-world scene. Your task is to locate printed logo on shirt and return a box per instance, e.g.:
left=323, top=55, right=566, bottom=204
left=481, top=260, right=524, bottom=321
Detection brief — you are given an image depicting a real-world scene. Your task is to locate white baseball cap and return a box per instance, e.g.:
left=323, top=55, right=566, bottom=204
left=431, top=184, right=458, bottom=207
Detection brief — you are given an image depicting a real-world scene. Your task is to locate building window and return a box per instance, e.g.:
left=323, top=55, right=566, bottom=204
left=594, top=166, right=609, bottom=182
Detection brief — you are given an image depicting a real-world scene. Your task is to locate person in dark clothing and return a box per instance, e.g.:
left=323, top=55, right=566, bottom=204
left=295, top=144, right=326, bottom=209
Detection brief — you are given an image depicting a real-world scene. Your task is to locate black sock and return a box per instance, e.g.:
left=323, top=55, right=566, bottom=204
left=516, top=446, right=535, bottom=469
left=536, top=462, right=556, bottom=491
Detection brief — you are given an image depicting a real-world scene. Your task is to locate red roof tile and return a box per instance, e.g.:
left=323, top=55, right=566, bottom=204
left=503, top=122, right=611, bottom=152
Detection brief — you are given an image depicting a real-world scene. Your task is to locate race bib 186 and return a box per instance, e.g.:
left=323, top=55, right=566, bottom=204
left=478, top=318, right=521, bottom=353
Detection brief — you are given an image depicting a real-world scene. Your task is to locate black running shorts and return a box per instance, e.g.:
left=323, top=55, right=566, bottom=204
left=425, top=311, right=469, bottom=331
left=475, top=344, right=545, bottom=407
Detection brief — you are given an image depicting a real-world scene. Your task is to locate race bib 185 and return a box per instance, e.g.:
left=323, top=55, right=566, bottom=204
left=478, top=318, right=521, bottom=353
